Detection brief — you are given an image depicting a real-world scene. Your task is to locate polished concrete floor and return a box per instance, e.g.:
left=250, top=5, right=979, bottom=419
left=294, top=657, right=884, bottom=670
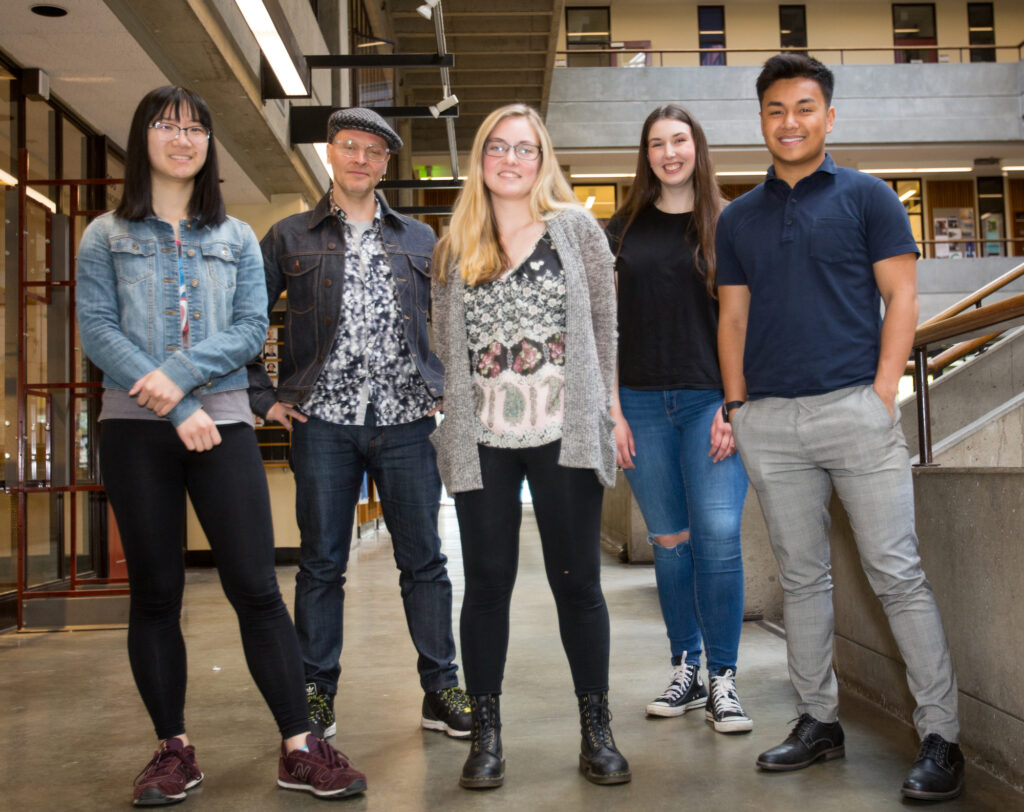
left=2, top=505, right=1022, bottom=811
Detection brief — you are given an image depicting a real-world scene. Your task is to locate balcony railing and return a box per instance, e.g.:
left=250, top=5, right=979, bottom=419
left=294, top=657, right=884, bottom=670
left=556, top=41, right=1024, bottom=67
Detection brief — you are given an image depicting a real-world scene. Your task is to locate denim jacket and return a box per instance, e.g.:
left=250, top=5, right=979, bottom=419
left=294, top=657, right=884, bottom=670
left=76, top=212, right=269, bottom=426
left=247, top=191, right=442, bottom=417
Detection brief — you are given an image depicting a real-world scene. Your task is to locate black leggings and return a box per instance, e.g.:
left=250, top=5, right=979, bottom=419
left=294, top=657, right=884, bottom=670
left=100, top=420, right=308, bottom=740
left=454, top=441, right=610, bottom=696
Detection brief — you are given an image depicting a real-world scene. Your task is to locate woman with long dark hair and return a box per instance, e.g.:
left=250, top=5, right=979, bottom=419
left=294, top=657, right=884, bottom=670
left=606, top=105, right=752, bottom=733
left=432, top=104, right=629, bottom=789
left=76, top=86, right=366, bottom=805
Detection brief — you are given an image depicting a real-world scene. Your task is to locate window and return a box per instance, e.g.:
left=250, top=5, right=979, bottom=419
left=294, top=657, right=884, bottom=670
left=779, top=5, right=807, bottom=53
left=698, top=6, right=726, bottom=66
left=566, top=7, right=611, bottom=67
left=885, top=179, right=924, bottom=255
left=892, top=4, right=937, bottom=63
left=968, top=3, right=995, bottom=63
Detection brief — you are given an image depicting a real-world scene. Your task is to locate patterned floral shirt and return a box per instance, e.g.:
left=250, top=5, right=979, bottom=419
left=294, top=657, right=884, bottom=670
left=303, top=201, right=436, bottom=426
left=463, top=233, right=567, bottom=448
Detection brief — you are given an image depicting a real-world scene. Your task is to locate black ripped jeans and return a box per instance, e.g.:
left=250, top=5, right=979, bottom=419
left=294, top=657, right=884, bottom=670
left=100, top=420, right=308, bottom=740
left=454, top=441, right=610, bottom=696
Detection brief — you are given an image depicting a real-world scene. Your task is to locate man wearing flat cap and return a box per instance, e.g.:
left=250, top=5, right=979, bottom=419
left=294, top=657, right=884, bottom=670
left=248, top=108, right=470, bottom=750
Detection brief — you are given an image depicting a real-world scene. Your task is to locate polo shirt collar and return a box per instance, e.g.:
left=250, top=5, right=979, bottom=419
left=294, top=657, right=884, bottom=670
left=765, top=153, right=837, bottom=186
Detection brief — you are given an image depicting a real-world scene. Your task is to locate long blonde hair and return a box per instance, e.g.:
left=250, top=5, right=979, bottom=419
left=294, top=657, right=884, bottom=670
left=435, top=104, right=579, bottom=285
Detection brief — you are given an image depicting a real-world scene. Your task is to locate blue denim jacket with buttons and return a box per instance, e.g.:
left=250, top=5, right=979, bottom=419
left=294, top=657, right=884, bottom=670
left=76, top=211, right=269, bottom=426
left=247, top=191, right=442, bottom=417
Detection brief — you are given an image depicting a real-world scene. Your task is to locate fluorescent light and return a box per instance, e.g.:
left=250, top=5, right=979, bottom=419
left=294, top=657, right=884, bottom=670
left=234, top=0, right=307, bottom=96
left=584, top=195, right=596, bottom=209
left=716, top=170, right=767, bottom=177
left=1002, top=165, right=1024, bottom=171
left=357, top=40, right=389, bottom=48
left=570, top=172, right=633, bottom=179
left=0, top=168, right=58, bottom=212
left=898, top=189, right=918, bottom=202
left=313, top=143, right=331, bottom=179
left=861, top=167, right=972, bottom=174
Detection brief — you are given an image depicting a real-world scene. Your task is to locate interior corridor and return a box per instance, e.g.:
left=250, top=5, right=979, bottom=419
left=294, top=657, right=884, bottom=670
left=2, top=505, right=1021, bottom=811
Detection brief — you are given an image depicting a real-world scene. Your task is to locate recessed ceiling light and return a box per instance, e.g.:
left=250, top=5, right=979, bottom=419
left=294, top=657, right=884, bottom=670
left=31, top=5, right=68, bottom=17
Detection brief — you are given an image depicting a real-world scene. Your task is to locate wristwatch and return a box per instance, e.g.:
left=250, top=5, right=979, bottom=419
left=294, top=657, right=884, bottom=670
left=722, top=401, right=746, bottom=423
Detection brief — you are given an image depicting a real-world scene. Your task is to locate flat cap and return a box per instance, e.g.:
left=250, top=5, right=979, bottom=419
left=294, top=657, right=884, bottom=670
left=326, top=107, right=403, bottom=153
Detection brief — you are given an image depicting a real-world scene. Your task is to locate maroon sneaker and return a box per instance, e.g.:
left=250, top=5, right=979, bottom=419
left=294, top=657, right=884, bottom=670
left=132, top=737, right=204, bottom=806
left=278, top=734, right=367, bottom=799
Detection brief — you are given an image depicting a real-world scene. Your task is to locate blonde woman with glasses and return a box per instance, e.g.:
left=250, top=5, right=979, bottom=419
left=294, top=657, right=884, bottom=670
left=431, top=104, right=629, bottom=790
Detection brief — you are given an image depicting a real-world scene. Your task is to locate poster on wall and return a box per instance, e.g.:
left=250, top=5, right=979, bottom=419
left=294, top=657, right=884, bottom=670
left=983, top=213, right=1004, bottom=257
left=933, top=207, right=976, bottom=259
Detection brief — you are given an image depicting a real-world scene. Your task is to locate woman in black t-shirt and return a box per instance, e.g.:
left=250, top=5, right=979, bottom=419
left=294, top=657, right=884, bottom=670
left=607, top=105, right=752, bottom=734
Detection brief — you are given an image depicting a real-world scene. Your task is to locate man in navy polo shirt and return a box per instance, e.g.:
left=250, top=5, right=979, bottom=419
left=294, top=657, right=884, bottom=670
left=717, top=54, right=963, bottom=802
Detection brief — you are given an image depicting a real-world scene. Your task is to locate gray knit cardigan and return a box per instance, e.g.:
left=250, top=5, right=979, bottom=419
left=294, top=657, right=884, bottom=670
left=430, top=206, right=618, bottom=494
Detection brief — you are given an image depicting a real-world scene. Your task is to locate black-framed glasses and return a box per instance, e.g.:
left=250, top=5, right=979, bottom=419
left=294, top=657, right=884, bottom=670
left=484, top=139, right=541, bottom=161
left=331, top=139, right=390, bottom=163
left=149, top=121, right=211, bottom=143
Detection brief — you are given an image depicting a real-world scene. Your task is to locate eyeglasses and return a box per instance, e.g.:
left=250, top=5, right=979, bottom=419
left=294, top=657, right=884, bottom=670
left=331, top=139, right=390, bottom=163
left=484, top=139, right=541, bottom=161
left=149, top=121, right=211, bottom=143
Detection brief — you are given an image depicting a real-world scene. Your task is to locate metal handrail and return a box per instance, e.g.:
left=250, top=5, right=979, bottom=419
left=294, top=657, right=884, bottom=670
left=911, top=261, right=1024, bottom=464
left=556, top=42, right=1023, bottom=66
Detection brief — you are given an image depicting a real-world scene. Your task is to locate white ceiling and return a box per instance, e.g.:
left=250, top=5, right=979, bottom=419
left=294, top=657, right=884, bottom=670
left=0, top=0, right=265, bottom=203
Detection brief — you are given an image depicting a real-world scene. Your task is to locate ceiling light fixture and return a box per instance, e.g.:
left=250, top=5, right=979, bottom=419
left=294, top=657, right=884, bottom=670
left=898, top=189, right=918, bottom=202
left=0, top=168, right=58, bottom=212
left=584, top=195, right=596, bottom=209
left=234, top=0, right=307, bottom=96
left=861, top=167, right=972, bottom=174
left=569, top=172, right=633, bottom=179
left=428, top=94, right=458, bottom=118
left=716, top=170, right=768, bottom=177
left=30, top=5, right=67, bottom=17
left=417, top=0, right=441, bottom=20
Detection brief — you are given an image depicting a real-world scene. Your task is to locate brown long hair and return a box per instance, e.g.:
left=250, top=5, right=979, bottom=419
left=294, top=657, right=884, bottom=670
left=611, top=105, right=723, bottom=296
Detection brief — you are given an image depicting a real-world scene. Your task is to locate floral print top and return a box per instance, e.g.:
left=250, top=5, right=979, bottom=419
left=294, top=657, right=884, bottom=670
left=303, top=201, right=436, bottom=426
left=463, top=232, right=567, bottom=448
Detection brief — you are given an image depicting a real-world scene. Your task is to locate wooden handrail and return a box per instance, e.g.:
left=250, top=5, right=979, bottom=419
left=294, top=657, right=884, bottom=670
left=912, top=292, right=1024, bottom=464
left=918, top=261, right=1024, bottom=328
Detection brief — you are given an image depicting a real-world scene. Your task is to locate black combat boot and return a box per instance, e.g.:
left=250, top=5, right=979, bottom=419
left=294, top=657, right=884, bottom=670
left=459, top=694, right=504, bottom=789
left=578, top=692, right=632, bottom=785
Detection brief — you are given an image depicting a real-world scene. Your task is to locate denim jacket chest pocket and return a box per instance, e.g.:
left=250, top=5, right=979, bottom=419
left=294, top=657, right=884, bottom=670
left=109, top=236, right=157, bottom=284
left=200, top=240, right=240, bottom=289
left=281, top=255, right=322, bottom=314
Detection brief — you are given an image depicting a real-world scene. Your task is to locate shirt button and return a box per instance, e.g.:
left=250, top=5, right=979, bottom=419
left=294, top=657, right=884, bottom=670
left=191, top=279, right=199, bottom=287
left=187, top=249, right=196, bottom=258
left=786, top=220, right=793, bottom=225
left=193, top=311, right=201, bottom=319
left=324, top=279, right=332, bottom=287
left=328, top=242, right=336, bottom=249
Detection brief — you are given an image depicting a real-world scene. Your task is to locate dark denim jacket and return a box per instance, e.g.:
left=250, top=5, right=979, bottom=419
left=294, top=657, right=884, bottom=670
left=247, top=191, right=442, bottom=417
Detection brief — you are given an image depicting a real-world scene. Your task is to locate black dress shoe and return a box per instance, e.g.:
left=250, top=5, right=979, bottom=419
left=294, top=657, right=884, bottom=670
left=901, top=734, right=964, bottom=801
left=756, top=713, right=845, bottom=771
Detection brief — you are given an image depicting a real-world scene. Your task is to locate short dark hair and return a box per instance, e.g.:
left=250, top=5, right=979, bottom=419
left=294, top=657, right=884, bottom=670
left=116, top=86, right=225, bottom=228
left=756, top=53, right=835, bottom=107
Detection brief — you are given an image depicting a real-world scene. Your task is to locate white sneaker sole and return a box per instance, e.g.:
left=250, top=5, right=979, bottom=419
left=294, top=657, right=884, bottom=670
left=278, top=776, right=367, bottom=798
left=645, top=696, right=707, bottom=717
left=422, top=716, right=472, bottom=738
left=705, top=710, right=754, bottom=733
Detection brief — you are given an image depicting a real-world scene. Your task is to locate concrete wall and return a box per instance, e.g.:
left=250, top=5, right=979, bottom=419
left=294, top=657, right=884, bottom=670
left=900, top=326, right=1024, bottom=462
left=548, top=62, right=1024, bottom=150
left=917, top=258, right=1024, bottom=321
left=830, top=468, right=1024, bottom=788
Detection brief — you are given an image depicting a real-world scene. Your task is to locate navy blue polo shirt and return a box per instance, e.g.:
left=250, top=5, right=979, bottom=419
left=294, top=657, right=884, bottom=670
left=716, top=154, right=919, bottom=399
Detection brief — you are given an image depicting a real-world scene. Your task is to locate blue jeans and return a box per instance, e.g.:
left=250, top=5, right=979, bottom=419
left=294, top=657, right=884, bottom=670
left=290, top=409, right=458, bottom=694
left=619, top=387, right=748, bottom=672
